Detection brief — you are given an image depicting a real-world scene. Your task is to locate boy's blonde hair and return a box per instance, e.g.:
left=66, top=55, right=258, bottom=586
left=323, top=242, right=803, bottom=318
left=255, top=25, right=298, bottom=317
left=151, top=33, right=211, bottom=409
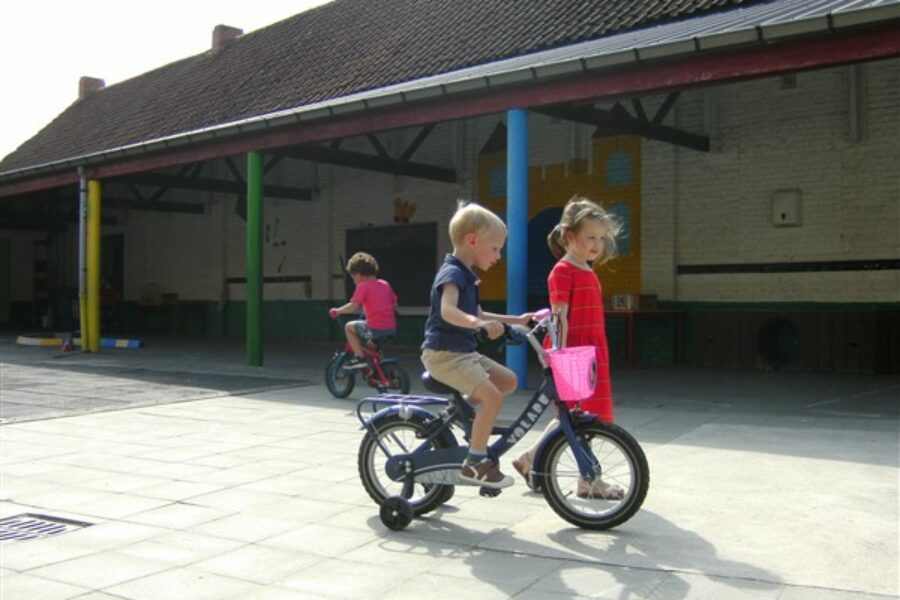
left=547, top=195, right=622, bottom=265
left=448, top=200, right=506, bottom=247
left=346, top=252, right=379, bottom=277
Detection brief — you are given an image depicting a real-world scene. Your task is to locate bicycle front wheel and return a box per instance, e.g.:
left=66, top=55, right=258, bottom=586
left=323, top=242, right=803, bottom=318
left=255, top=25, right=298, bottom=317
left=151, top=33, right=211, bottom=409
left=540, top=421, right=649, bottom=530
left=325, top=352, right=356, bottom=398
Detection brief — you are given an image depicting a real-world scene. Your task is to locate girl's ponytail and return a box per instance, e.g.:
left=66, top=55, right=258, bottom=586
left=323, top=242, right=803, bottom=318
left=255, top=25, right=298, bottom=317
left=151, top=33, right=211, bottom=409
left=546, top=224, right=567, bottom=259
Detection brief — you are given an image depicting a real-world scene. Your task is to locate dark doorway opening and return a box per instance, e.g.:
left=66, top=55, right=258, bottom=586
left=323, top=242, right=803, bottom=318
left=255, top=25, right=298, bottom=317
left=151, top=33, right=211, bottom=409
left=101, top=234, right=124, bottom=333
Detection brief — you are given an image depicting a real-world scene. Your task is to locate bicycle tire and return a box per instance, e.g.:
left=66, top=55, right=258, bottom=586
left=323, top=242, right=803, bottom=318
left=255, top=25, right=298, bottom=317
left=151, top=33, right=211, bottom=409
left=378, top=363, right=411, bottom=395
left=540, top=421, right=649, bottom=530
left=325, top=352, right=356, bottom=398
left=358, top=415, right=454, bottom=517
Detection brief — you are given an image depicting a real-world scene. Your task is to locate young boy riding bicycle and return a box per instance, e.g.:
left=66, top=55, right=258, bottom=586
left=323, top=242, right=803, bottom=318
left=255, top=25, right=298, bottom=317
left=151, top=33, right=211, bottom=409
left=421, top=201, right=533, bottom=489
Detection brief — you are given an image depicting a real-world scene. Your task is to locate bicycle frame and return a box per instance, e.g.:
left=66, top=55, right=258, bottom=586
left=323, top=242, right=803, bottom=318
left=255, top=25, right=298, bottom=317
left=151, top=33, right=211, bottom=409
left=338, top=342, right=395, bottom=387
left=356, top=313, right=603, bottom=486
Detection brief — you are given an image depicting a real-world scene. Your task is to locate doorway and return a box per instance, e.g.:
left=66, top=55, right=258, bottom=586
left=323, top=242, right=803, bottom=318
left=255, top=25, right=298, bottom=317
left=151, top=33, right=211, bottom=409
left=101, top=234, right=124, bottom=332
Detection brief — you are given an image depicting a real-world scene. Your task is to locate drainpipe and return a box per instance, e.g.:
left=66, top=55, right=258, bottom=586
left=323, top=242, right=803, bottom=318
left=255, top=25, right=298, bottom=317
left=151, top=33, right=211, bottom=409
left=506, top=108, right=528, bottom=387
left=78, top=168, right=88, bottom=350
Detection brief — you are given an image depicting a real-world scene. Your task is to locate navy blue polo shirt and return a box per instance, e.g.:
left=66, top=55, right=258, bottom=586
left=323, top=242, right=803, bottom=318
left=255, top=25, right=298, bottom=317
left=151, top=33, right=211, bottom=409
left=422, top=254, right=480, bottom=353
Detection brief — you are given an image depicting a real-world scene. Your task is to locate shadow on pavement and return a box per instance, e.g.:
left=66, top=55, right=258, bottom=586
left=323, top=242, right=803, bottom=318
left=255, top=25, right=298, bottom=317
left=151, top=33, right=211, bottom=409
left=361, top=509, right=780, bottom=598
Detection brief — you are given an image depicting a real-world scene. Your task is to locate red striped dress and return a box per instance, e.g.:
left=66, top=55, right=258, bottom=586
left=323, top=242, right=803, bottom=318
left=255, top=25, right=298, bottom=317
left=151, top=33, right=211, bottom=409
left=545, top=259, right=614, bottom=422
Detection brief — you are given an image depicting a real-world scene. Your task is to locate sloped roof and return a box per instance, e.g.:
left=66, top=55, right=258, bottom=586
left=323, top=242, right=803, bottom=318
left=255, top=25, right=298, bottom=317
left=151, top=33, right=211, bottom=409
left=1, top=0, right=770, bottom=173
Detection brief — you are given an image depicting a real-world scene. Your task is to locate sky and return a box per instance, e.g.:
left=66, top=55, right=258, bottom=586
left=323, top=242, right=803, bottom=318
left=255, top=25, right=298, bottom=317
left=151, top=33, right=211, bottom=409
left=0, top=0, right=333, bottom=161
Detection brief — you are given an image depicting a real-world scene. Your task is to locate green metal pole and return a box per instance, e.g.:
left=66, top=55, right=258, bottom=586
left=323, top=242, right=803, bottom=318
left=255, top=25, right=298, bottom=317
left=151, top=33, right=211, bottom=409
left=246, top=151, right=263, bottom=366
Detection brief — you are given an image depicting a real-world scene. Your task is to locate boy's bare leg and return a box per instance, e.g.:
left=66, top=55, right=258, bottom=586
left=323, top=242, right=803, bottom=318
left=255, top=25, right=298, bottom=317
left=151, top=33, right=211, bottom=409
left=469, top=379, right=502, bottom=451
left=469, top=365, right=517, bottom=450
left=488, top=364, right=518, bottom=396
left=460, top=365, right=517, bottom=487
left=344, top=321, right=364, bottom=356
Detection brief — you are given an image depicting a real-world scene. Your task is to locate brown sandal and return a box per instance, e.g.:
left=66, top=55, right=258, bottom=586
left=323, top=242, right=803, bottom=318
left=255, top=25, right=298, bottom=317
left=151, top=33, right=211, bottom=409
left=576, top=478, right=625, bottom=500
left=512, top=457, right=533, bottom=489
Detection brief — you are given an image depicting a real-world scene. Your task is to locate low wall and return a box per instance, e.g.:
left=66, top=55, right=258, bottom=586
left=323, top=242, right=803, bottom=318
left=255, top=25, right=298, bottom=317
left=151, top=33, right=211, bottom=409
left=10, top=297, right=895, bottom=374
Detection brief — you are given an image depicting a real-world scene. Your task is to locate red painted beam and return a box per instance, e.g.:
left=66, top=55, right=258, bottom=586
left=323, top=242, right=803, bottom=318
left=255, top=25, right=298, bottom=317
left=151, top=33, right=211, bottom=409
left=3, top=22, right=899, bottom=198
left=1, top=170, right=79, bottom=197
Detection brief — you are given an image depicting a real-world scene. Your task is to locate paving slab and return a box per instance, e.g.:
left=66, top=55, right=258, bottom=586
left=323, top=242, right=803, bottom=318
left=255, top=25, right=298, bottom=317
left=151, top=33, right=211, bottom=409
left=114, top=530, right=245, bottom=566
left=103, top=567, right=264, bottom=600
left=0, top=572, right=92, bottom=600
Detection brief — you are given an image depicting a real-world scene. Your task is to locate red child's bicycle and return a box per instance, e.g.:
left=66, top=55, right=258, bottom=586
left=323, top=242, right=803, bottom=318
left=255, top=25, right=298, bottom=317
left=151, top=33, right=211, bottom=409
left=325, top=318, right=411, bottom=398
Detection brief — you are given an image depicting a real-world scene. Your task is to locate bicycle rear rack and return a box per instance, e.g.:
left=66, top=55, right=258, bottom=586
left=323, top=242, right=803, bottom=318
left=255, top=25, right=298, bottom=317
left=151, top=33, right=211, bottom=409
left=355, top=394, right=450, bottom=428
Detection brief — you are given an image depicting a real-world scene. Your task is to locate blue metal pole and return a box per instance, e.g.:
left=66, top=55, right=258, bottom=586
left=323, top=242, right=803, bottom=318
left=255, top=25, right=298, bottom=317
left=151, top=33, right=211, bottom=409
left=506, top=108, right=528, bottom=388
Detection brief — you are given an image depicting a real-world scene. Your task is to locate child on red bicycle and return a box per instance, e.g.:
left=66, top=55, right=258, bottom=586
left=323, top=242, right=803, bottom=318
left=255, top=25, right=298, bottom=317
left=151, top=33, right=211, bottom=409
left=329, top=252, right=398, bottom=370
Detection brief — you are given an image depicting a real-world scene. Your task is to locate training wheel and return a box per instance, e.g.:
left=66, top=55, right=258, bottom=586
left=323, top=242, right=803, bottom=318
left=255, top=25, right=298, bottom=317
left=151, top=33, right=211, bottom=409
left=380, top=496, right=413, bottom=530
left=479, top=486, right=502, bottom=498
left=439, top=485, right=455, bottom=504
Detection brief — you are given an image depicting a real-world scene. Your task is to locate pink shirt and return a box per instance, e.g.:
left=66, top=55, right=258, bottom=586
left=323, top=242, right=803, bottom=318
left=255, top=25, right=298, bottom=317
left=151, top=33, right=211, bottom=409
left=351, top=278, right=398, bottom=330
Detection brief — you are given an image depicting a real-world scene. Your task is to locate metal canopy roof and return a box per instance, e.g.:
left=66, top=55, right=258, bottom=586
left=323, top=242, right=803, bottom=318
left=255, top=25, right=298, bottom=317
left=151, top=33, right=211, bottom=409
left=2, top=0, right=898, bottom=184
left=346, top=0, right=900, bottom=100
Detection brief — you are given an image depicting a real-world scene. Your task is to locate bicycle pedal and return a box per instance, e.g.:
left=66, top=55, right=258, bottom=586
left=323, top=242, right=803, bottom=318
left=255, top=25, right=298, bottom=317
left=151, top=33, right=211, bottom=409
left=479, top=487, right=502, bottom=498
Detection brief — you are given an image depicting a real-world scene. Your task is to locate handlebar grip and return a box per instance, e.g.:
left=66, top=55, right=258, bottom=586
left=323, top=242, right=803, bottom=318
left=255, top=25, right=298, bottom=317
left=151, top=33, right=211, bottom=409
left=476, top=323, right=530, bottom=346
left=475, top=323, right=511, bottom=344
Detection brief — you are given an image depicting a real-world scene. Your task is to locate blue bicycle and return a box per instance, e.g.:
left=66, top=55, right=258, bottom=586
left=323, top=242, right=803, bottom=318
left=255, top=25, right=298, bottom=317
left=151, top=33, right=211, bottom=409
left=356, top=310, right=649, bottom=530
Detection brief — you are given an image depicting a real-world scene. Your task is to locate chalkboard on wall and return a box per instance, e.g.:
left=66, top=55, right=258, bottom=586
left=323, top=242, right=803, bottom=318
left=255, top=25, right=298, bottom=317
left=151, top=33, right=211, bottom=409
left=345, top=223, right=438, bottom=306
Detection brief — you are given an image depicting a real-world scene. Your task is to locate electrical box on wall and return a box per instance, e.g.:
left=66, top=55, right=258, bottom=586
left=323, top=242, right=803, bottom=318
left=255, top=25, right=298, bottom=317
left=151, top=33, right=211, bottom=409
left=772, top=189, right=802, bottom=227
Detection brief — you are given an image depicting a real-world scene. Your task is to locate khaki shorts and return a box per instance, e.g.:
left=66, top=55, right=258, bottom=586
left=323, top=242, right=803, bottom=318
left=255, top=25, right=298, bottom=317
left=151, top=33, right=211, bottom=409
left=421, top=349, right=503, bottom=397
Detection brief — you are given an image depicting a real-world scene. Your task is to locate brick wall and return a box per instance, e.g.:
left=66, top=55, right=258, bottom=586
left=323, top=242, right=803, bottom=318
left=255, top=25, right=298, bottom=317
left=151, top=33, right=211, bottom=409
left=642, top=58, right=899, bottom=303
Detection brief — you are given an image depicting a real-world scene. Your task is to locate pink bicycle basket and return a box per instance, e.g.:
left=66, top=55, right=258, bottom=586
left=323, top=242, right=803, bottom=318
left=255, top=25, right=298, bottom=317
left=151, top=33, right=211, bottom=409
left=546, top=346, right=597, bottom=403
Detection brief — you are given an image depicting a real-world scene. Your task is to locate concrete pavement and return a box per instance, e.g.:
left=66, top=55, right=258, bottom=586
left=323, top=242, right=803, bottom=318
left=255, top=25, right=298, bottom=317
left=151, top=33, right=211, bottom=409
left=1, top=335, right=897, bottom=599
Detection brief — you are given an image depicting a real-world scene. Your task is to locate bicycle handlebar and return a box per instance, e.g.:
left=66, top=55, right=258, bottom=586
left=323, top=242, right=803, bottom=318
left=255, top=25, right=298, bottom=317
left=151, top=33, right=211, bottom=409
left=475, top=311, right=552, bottom=348
left=475, top=323, right=528, bottom=346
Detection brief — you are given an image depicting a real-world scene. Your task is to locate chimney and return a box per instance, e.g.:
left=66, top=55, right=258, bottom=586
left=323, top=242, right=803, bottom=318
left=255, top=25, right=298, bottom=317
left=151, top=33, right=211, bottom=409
left=79, top=76, right=105, bottom=100
left=212, top=25, right=243, bottom=50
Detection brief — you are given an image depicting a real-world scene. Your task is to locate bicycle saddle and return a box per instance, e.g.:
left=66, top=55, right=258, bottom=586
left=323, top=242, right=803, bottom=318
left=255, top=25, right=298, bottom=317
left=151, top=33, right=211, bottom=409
left=421, top=373, right=477, bottom=422
left=421, top=372, right=457, bottom=395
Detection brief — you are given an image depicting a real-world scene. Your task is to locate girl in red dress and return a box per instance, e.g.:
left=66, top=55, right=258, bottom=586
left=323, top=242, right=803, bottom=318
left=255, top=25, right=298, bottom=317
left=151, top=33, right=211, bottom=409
left=512, top=196, right=623, bottom=498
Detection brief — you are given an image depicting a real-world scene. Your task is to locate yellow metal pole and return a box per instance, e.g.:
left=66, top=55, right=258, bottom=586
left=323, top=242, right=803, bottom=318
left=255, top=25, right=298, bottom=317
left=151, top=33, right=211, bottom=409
left=87, top=180, right=101, bottom=352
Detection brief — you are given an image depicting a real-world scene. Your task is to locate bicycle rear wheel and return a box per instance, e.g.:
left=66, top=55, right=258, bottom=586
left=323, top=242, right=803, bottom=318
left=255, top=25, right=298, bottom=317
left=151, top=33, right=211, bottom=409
left=325, top=352, right=356, bottom=398
left=358, top=415, right=453, bottom=517
left=540, top=421, right=649, bottom=530
left=378, top=363, right=410, bottom=394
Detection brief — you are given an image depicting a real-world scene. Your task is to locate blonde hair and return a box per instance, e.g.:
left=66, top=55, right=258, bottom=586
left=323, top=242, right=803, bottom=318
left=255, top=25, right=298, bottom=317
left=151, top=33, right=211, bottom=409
left=547, top=195, right=621, bottom=264
left=448, top=200, right=506, bottom=247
